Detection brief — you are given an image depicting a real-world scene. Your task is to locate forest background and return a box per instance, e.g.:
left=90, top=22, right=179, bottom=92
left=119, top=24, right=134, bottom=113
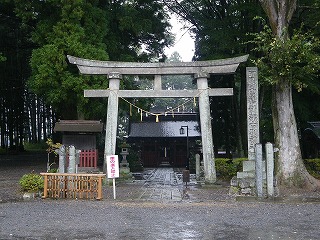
left=0, top=0, right=320, bottom=187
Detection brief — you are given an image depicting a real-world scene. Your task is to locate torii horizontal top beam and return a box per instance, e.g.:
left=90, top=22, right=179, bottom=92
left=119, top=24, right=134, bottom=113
left=67, top=55, right=249, bottom=75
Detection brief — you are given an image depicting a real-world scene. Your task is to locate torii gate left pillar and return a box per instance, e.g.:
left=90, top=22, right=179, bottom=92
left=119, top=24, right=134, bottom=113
left=196, top=73, right=216, bottom=183
left=103, top=72, right=121, bottom=171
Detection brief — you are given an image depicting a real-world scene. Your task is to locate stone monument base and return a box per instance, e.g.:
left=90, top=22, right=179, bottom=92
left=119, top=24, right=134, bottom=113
left=120, top=167, right=133, bottom=180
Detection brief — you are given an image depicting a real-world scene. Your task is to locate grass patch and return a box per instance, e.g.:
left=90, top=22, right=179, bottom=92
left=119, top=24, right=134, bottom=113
left=24, top=141, right=47, bottom=151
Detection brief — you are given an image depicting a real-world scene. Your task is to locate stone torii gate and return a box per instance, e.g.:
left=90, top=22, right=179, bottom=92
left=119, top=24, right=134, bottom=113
left=68, top=55, right=249, bottom=183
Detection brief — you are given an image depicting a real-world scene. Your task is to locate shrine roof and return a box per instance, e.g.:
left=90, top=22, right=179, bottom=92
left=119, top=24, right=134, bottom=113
left=54, top=120, right=103, bottom=133
left=128, top=120, right=201, bottom=138
left=304, top=122, right=320, bottom=139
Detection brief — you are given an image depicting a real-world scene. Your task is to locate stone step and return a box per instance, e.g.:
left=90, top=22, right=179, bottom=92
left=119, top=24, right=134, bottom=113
left=237, top=171, right=255, bottom=179
left=159, top=161, right=171, bottom=167
left=237, top=170, right=267, bottom=179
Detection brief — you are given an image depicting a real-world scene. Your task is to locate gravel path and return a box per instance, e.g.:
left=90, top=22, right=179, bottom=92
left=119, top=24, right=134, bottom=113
left=1, top=153, right=320, bottom=240
left=1, top=199, right=320, bottom=239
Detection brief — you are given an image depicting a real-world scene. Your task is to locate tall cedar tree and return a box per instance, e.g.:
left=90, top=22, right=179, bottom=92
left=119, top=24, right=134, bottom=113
left=15, top=0, right=173, bottom=120
left=258, top=0, right=320, bottom=189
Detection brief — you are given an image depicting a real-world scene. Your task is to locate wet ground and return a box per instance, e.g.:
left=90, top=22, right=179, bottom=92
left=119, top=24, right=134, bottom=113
left=1, top=153, right=320, bottom=239
left=1, top=195, right=320, bottom=239
left=102, top=167, right=234, bottom=203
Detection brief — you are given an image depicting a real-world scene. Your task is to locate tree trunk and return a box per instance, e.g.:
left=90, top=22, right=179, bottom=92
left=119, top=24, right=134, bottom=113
left=260, top=0, right=320, bottom=190
left=0, top=98, right=5, bottom=148
left=37, top=99, right=42, bottom=143
left=30, top=96, right=37, bottom=143
left=272, top=80, right=320, bottom=190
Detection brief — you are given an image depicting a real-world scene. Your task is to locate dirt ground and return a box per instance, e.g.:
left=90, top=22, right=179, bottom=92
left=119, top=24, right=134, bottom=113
left=0, top=152, right=48, bottom=202
left=0, top=152, right=234, bottom=202
left=1, top=152, right=320, bottom=203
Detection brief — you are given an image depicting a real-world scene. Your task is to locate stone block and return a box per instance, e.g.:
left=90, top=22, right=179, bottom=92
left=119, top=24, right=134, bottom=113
left=120, top=167, right=131, bottom=174
left=241, top=188, right=252, bottom=195
left=249, top=178, right=256, bottom=187
left=23, top=192, right=36, bottom=200
left=230, top=176, right=238, bottom=187
left=243, top=160, right=255, bottom=172
left=239, top=180, right=250, bottom=189
left=230, top=176, right=238, bottom=186
left=237, top=171, right=255, bottom=179
left=242, top=160, right=266, bottom=172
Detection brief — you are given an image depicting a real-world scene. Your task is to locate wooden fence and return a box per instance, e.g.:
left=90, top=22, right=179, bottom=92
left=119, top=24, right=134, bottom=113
left=41, top=173, right=105, bottom=200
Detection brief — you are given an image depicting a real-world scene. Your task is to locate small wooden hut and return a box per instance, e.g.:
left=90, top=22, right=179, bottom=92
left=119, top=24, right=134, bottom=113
left=54, top=120, right=103, bottom=169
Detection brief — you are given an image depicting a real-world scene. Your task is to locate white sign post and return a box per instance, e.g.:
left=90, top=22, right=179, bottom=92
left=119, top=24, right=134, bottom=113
left=106, top=155, right=119, bottom=199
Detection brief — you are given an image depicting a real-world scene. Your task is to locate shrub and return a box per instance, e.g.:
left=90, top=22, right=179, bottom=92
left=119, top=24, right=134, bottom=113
left=127, top=150, right=144, bottom=172
left=304, top=159, right=320, bottom=179
left=19, top=173, right=44, bottom=192
left=0, top=148, right=6, bottom=154
left=48, top=168, right=58, bottom=173
left=24, top=141, right=47, bottom=151
left=215, top=158, right=247, bottom=180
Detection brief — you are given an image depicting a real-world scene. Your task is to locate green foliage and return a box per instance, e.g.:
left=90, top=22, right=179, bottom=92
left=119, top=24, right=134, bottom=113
left=46, top=138, right=62, bottom=155
left=304, top=159, right=320, bottom=179
left=127, top=150, right=144, bottom=172
left=0, top=148, right=6, bottom=154
left=293, top=0, right=320, bottom=37
left=19, top=173, right=44, bottom=192
left=0, top=53, right=6, bottom=62
left=24, top=141, right=48, bottom=151
left=215, top=158, right=246, bottom=180
left=250, top=23, right=320, bottom=92
left=47, top=168, right=58, bottom=173
left=13, top=0, right=173, bottom=119
left=23, top=1, right=109, bottom=119
left=105, top=0, right=173, bottom=62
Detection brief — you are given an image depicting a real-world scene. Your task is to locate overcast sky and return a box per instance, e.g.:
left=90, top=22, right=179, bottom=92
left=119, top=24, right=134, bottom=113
left=164, top=16, right=195, bottom=62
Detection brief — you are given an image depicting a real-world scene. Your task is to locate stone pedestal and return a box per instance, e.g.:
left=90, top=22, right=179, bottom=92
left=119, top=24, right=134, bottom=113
left=119, top=145, right=132, bottom=179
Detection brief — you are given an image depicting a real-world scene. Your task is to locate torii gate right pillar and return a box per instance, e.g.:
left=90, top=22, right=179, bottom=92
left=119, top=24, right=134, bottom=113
left=196, top=73, right=216, bottom=183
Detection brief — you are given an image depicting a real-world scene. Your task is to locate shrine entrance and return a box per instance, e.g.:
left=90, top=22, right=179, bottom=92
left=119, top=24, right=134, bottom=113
left=68, top=54, right=251, bottom=183
left=139, top=139, right=186, bottom=168
left=127, top=113, right=201, bottom=168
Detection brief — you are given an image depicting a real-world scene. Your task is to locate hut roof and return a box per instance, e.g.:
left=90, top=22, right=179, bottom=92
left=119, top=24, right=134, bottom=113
left=305, top=122, right=320, bottom=139
left=128, top=120, right=201, bottom=138
left=54, top=120, right=103, bottom=133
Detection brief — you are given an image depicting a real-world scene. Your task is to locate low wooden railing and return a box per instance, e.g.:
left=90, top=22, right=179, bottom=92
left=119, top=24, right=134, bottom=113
left=40, top=173, right=105, bottom=200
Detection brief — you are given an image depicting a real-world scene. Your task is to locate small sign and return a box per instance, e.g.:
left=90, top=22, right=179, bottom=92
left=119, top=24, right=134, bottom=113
left=106, top=155, right=119, bottom=179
